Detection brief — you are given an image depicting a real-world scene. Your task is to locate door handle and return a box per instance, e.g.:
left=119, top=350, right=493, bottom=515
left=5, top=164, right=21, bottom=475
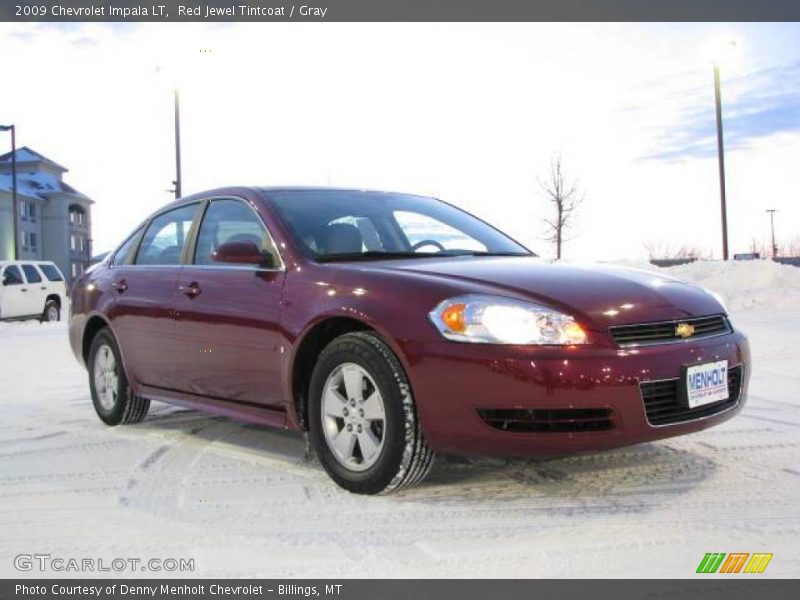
left=179, top=282, right=201, bottom=298
left=40, top=286, right=47, bottom=290
left=111, top=279, right=128, bottom=293
left=20, top=288, right=28, bottom=292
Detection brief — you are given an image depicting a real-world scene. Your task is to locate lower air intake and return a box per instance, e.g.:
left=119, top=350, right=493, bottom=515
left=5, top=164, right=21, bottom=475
left=477, top=408, right=615, bottom=433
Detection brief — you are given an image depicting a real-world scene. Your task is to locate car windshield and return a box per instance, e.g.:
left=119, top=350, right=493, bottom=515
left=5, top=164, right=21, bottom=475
left=265, top=190, right=531, bottom=261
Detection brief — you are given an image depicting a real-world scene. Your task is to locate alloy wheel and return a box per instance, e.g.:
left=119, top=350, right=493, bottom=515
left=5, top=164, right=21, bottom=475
left=321, top=362, right=386, bottom=472
left=93, top=343, right=119, bottom=411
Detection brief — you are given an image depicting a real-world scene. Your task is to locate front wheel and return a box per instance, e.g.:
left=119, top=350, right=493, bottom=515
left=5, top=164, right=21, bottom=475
left=42, top=300, right=60, bottom=322
left=308, top=331, right=434, bottom=494
left=88, top=328, right=150, bottom=426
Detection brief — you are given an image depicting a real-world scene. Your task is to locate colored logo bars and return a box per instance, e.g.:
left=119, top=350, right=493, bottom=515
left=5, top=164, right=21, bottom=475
left=696, top=553, right=773, bottom=574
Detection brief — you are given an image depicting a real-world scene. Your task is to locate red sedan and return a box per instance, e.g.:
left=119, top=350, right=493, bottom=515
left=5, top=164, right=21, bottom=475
left=69, top=188, right=750, bottom=494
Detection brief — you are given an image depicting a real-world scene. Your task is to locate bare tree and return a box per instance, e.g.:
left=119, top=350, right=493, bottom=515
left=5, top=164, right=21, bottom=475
left=643, top=239, right=710, bottom=261
left=675, top=245, right=710, bottom=260
left=749, top=237, right=769, bottom=258
left=538, top=155, right=583, bottom=259
left=783, top=235, right=800, bottom=258
left=643, top=239, right=675, bottom=261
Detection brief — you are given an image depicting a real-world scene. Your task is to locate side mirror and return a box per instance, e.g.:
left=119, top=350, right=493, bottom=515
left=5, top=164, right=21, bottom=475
left=211, top=241, right=275, bottom=267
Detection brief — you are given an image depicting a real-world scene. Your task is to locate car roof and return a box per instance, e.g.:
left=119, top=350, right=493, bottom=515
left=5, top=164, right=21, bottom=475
left=161, top=186, right=434, bottom=209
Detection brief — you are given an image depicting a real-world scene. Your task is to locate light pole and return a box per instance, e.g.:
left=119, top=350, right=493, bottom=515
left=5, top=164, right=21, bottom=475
left=766, top=209, right=778, bottom=258
left=713, top=64, right=729, bottom=260
left=173, top=89, right=182, bottom=199
left=0, top=124, right=18, bottom=260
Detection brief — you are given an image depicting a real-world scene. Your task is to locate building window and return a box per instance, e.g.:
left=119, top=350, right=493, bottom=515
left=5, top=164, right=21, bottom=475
left=20, top=200, right=36, bottom=221
left=70, top=234, right=77, bottom=251
left=20, top=231, right=37, bottom=251
left=69, top=205, right=86, bottom=227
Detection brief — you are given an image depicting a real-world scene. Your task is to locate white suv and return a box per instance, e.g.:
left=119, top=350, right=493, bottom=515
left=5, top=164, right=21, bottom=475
left=0, top=261, right=67, bottom=322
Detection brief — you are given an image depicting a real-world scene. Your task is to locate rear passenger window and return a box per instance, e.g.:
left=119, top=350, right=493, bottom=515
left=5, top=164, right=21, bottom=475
left=21, top=265, right=42, bottom=283
left=112, top=226, right=145, bottom=266
left=38, top=264, right=64, bottom=282
left=136, top=204, right=199, bottom=266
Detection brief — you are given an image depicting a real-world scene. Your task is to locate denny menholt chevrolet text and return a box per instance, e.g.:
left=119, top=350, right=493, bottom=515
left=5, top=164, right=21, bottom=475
left=69, top=188, right=750, bottom=494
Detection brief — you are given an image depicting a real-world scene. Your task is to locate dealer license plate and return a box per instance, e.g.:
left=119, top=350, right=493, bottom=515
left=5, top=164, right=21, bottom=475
left=685, top=360, right=729, bottom=408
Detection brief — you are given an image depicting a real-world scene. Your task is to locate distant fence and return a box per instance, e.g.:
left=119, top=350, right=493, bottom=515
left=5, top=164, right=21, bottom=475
left=649, top=258, right=698, bottom=267
left=773, top=257, right=800, bottom=267
left=649, top=257, right=800, bottom=267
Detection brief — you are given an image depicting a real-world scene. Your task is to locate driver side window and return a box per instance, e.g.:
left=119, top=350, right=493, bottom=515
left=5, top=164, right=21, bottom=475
left=194, top=198, right=280, bottom=267
left=393, top=211, right=487, bottom=252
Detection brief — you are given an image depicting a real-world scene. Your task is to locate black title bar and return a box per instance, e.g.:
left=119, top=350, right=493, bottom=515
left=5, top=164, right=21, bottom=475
left=3, top=580, right=800, bottom=600
left=2, top=0, right=800, bottom=22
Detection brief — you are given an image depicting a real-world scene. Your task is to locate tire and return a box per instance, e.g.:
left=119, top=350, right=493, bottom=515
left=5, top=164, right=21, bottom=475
left=88, top=328, right=150, bottom=426
left=42, top=300, right=60, bottom=322
left=308, top=331, right=434, bottom=494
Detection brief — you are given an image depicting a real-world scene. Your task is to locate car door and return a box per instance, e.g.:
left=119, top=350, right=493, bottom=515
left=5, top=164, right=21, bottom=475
left=20, top=264, right=47, bottom=316
left=107, top=203, right=202, bottom=390
left=171, top=197, right=286, bottom=408
left=1, top=265, right=29, bottom=318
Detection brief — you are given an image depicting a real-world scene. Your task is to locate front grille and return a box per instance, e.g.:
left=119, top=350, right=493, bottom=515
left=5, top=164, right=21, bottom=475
left=477, top=408, right=615, bottom=433
left=609, top=314, right=731, bottom=347
left=641, top=364, right=743, bottom=426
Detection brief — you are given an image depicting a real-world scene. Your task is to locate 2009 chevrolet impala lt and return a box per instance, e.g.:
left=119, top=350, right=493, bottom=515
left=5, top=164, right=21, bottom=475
left=69, top=188, right=750, bottom=494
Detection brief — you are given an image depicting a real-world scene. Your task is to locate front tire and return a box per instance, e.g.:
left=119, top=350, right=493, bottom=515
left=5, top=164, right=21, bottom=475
left=42, top=300, right=60, bottom=322
left=308, top=331, right=434, bottom=494
left=88, top=328, right=150, bottom=426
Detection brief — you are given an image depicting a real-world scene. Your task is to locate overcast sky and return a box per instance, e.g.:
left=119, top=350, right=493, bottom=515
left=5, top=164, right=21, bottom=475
left=1, top=22, right=798, bottom=258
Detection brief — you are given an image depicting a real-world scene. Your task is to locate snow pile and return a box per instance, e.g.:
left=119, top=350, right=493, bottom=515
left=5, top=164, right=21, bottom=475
left=610, top=259, right=800, bottom=312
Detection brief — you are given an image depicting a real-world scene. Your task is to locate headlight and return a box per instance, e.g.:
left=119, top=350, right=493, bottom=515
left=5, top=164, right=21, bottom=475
left=429, top=294, right=588, bottom=345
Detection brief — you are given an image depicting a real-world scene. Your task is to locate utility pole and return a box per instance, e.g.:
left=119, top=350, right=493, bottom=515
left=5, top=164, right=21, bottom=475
left=766, top=209, right=778, bottom=258
left=713, top=64, right=729, bottom=261
left=173, top=89, right=182, bottom=199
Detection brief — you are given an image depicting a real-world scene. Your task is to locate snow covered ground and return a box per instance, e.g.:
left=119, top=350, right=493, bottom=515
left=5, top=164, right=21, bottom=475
left=0, top=261, right=799, bottom=579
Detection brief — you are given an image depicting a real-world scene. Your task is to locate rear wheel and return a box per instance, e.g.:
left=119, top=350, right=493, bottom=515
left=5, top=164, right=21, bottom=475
left=42, top=300, right=60, bottom=322
left=308, top=331, right=434, bottom=494
left=88, top=328, right=149, bottom=425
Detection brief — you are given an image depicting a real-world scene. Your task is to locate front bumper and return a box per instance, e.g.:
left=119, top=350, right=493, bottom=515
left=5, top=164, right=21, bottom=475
left=406, top=331, right=750, bottom=456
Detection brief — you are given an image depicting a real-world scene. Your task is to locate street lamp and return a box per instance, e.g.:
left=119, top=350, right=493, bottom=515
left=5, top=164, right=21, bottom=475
left=766, top=209, right=778, bottom=258
left=0, top=124, right=18, bottom=260
left=709, top=38, right=739, bottom=261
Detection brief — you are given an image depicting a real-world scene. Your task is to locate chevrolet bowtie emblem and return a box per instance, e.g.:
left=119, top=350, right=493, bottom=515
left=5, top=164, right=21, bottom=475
left=675, top=322, right=695, bottom=338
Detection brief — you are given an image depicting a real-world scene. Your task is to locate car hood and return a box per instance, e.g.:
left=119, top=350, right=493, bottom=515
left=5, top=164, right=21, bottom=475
left=369, top=256, right=724, bottom=329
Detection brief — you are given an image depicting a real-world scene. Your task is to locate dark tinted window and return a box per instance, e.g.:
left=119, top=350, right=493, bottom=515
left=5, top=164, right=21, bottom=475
left=194, top=199, right=279, bottom=266
left=267, top=190, right=529, bottom=260
left=38, top=264, right=64, bottom=282
left=21, top=264, right=42, bottom=283
left=136, top=204, right=199, bottom=266
left=2, top=265, right=23, bottom=286
left=112, top=226, right=145, bottom=266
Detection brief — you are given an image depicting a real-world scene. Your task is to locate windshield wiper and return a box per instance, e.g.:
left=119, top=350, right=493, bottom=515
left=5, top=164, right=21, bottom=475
left=316, top=250, right=532, bottom=263
left=316, top=251, right=444, bottom=263
left=433, top=251, right=530, bottom=257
